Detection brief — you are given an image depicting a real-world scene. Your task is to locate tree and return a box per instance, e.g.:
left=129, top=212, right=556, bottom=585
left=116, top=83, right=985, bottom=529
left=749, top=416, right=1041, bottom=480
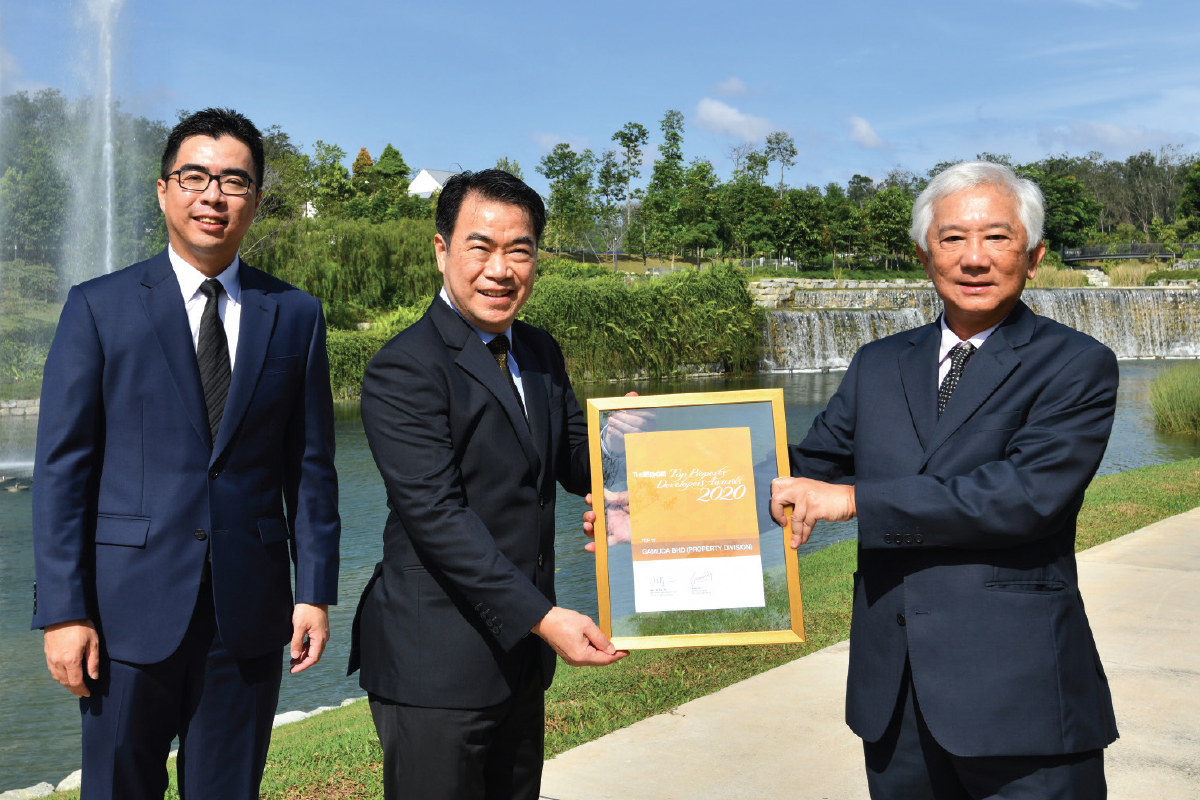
left=536, top=143, right=595, bottom=253
left=642, top=110, right=687, bottom=266
left=847, top=174, right=876, bottom=208
left=593, top=149, right=626, bottom=268
left=494, top=156, right=524, bottom=181
left=1017, top=165, right=1102, bottom=250
left=611, top=121, right=649, bottom=234
left=352, top=147, right=374, bottom=177
left=1175, top=160, right=1200, bottom=219
left=771, top=187, right=825, bottom=262
left=309, top=140, right=353, bottom=217
left=764, top=131, right=798, bottom=198
left=678, top=158, right=722, bottom=267
left=726, top=142, right=757, bottom=174
left=864, top=186, right=914, bottom=263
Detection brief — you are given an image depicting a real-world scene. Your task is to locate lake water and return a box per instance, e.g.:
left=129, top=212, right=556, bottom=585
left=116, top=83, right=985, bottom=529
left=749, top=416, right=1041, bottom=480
left=1, top=360, right=1198, bottom=791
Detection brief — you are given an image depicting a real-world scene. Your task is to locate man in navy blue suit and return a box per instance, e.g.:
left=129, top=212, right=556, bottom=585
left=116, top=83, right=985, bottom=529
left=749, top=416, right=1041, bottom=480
left=32, top=108, right=340, bottom=799
left=772, top=162, right=1118, bottom=799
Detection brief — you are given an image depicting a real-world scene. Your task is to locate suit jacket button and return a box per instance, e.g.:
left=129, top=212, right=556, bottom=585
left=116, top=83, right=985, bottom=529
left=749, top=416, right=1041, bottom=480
left=194, top=529, right=208, bottom=541
left=904, top=534, right=913, bottom=544
left=539, top=497, right=546, bottom=508
left=884, top=534, right=893, bottom=544
left=208, top=469, right=219, bottom=480
left=915, top=534, right=923, bottom=544
left=896, top=613, right=906, bottom=627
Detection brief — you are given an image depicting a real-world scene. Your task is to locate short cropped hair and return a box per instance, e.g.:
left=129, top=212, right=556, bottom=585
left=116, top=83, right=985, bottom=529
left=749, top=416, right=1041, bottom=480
left=436, top=169, right=547, bottom=245
left=161, top=108, right=265, bottom=189
left=910, top=161, right=1044, bottom=253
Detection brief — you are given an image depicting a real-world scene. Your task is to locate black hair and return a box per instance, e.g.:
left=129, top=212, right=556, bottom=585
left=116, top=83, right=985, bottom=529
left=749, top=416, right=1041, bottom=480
left=161, top=108, right=265, bottom=189
left=435, top=169, right=546, bottom=245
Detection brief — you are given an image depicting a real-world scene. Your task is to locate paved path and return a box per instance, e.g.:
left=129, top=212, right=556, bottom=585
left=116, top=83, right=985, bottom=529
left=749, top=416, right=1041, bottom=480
left=540, top=508, right=1200, bottom=800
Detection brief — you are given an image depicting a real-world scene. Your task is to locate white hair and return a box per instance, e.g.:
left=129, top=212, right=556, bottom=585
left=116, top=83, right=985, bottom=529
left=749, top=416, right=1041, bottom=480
left=909, top=161, right=1044, bottom=253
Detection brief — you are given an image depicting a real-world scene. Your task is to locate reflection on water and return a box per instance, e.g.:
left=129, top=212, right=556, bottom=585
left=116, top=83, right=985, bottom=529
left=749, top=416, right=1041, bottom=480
left=1, top=362, right=1198, bottom=790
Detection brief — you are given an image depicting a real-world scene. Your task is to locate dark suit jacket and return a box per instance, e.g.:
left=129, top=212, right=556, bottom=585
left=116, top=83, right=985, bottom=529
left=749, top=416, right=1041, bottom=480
left=349, top=296, right=590, bottom=709
left=791, top=301, right=1119, bottom=757
left=32, top=250, right=340, bottom=663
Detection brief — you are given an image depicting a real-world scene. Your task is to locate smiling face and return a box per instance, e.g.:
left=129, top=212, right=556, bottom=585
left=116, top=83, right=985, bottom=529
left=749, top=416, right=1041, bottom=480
left=434, top=192, right=537, bottom=334
left=917, top=184, right=1045, bottom=339
left=156, top=134, right=261, bottom=276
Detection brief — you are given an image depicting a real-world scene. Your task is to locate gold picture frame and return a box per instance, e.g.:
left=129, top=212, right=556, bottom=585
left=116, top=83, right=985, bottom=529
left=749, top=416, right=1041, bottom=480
left=586, top=389, right=804, bottom=650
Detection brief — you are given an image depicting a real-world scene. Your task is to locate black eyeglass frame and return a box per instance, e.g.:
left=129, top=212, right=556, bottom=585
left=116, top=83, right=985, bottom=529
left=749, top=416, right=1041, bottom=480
left=165, top=168, right=256, bottom=196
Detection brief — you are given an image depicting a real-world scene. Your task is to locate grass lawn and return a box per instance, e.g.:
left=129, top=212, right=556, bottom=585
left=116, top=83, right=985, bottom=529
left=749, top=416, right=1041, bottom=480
left=50, top=457, right=1200, bottom=799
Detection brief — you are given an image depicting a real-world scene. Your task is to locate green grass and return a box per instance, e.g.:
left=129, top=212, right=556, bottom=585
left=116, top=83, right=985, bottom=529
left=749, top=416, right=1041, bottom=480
left=49, top=457, right=1200, bottom=799
left=1149, top=363, right=1200, bottom=436
left=1145, top=268, right=1200, bottom=285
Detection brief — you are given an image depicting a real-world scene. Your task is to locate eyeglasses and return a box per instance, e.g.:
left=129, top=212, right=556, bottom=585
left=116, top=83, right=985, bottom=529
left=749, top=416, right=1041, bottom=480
left=167, top=169, right=255, bottom=196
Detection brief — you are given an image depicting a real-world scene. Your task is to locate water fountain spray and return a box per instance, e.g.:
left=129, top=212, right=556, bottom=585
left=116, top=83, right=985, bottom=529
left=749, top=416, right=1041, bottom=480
left=86, top=0, right=122, bottom=274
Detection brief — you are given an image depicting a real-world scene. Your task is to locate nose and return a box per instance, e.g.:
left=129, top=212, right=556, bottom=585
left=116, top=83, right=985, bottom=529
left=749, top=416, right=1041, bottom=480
left=962, top=235, right=991, bottom=268
left=482, top=254, right=510, bottom=279
left=198, top=176, right=225, bottom=204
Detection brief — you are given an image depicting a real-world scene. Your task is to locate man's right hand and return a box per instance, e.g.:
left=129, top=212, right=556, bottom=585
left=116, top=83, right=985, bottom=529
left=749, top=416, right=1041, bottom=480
left=531, top=607, right=627, bottom=667
left=43, top=619, right=100, bottom=698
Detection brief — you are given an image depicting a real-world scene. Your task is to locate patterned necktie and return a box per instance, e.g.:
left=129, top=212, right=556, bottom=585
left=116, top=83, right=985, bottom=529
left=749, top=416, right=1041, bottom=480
left=197, top=278, right=231, bottom=444
left=486, top=335, right=527, bottom=419
left=937, top=342, right=976, bottom=418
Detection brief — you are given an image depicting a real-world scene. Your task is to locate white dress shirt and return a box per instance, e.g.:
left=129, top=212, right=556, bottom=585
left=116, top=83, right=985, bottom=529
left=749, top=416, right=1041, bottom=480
left=937, top=314, right=999, bottom=386
left=439, top=287, right=527, bottom=412
left=169, top=245, right=242, bottom=373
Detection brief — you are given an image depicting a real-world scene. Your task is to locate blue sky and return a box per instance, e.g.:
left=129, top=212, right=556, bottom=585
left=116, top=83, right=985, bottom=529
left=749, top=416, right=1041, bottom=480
left=4, top=0, right=1199, bottom=195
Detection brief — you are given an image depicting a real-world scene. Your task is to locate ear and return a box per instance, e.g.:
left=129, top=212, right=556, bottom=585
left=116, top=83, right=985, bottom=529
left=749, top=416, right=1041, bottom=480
left=156, top=178, right=168, bottom=215
left=915, top=244, right=932, bottom=279
left=434, top=233, right=448, bottom=276
left=1027, top=241, right=1046, bottom=280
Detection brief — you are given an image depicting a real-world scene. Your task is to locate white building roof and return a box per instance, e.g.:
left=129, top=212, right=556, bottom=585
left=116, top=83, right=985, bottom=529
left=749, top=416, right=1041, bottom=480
left=408, top=169, right=460, bottom=198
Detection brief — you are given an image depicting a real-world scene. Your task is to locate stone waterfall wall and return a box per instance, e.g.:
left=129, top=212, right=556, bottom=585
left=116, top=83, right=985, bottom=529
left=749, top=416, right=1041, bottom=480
left=757, top=286, right=1200, bottom=371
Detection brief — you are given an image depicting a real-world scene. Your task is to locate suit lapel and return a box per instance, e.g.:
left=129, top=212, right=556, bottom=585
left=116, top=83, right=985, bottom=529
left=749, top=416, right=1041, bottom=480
left=211, top=263, right=278, bottom=465
left=919, top=304, right=1031, bottom=470
left=513, top=328, right=549, bottom=493
left=899, top=323, right=940, bottom=450
left=432, top=298, right=542, bottom=476
left=139, top=252, right=210, bottom=449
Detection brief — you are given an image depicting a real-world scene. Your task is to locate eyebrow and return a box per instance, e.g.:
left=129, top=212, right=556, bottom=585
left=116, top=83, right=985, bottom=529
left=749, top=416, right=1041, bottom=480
left=937, top=221, right=1014, bottom=236
left=177, top=163, right=253, bottom=180
left=463, top=232, right=536, bottom=249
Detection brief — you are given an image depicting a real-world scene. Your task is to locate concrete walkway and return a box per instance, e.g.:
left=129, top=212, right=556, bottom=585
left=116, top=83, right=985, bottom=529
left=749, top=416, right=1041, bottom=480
left=540, top=508, right=1200, bottom=800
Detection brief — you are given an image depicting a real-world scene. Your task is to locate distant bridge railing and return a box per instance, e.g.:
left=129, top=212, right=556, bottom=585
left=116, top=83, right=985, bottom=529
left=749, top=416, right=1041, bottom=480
left=1060, top=243, right=1200, bottom=262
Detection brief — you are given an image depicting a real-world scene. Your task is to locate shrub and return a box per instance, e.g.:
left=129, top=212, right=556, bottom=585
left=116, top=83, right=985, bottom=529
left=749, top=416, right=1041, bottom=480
left=519, top=264, right=762, bottom=382
left=1026, top=264, right=1087, bottom=288
left=326, top=329, right=387, bottom=398
left=252, top=217, right=441, bottom=310
left=1150, top=363, right=1200, bottom=435
left=1145, top=269, right=1200, bottom=285
left=1104, top=260, right=1157, bottom=287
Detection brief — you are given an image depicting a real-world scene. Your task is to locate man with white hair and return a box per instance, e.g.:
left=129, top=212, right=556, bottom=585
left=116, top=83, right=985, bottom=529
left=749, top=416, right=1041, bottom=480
left=772, top=162, right=1118, bottom=798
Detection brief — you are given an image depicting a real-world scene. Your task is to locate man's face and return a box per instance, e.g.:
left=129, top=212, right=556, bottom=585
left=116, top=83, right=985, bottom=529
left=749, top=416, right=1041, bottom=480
left=917, top=184, right=1045, bottom=338
left=156, top=134, right=260, bottom=274
left=435, top=192, right=537, bottom=334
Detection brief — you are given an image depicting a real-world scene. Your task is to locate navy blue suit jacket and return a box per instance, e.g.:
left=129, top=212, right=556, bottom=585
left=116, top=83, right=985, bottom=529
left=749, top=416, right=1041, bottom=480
left=791, top=301, right=1119, bottom=757
left=348, top=296, right=590, bottom=709
left=32, top=249, right=340, bottom=664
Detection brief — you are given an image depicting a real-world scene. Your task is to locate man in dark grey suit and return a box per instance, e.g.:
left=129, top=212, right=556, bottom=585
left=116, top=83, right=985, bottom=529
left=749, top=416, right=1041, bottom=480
left=349, top=170, right=625, bottom=800
left=772, top=162, right=1118, bottom=799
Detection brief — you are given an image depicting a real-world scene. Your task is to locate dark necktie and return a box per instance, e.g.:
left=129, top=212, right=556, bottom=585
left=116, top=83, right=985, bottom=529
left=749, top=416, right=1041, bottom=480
left=197, top=278, right=231, bottom=444
left=937, top=342, right=975, bottom=418
left=486, top=335, right=527, bottom=420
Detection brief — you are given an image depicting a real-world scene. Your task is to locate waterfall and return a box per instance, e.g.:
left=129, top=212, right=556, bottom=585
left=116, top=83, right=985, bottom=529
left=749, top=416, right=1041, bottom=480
left=764, top=288, right=1200, bottom=371
left=89, top=0, right=118, bottom=274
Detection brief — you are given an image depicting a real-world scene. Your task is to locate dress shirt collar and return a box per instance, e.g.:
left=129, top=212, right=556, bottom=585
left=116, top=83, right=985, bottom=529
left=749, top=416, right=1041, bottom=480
left=439, top=287, right=513, bottom=349
left=938, top=313, right=999, bottom=363
left=168, top=245, right=241, bottom=303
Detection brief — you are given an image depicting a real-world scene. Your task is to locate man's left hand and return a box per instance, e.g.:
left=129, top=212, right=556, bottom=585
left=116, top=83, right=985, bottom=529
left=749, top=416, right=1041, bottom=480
left=289, top=603, right=329, bottom=674
left=770, top=477, right=856, bottom=548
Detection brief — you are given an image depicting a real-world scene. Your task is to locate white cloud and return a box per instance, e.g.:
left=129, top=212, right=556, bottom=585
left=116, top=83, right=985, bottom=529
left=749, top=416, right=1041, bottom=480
left=712, top=77, right=749, bottom=96
left=1036, top=120, right=1179, bottom=152
left=694, top=98, right=774, bottom=142
left=848, top=116, right=886, bottom=149
left=0, top=46, right=49, bottom=93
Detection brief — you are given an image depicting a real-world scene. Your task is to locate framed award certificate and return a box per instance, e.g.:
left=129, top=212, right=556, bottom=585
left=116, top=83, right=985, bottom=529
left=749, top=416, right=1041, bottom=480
left=585, top=389, right=804, bottom=650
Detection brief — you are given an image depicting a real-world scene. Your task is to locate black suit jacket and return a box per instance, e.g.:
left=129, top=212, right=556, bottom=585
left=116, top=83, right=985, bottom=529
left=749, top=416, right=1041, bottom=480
left=349, top=296, right=590, bottom=709
left=791, top=301, right=1120, bottom=757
